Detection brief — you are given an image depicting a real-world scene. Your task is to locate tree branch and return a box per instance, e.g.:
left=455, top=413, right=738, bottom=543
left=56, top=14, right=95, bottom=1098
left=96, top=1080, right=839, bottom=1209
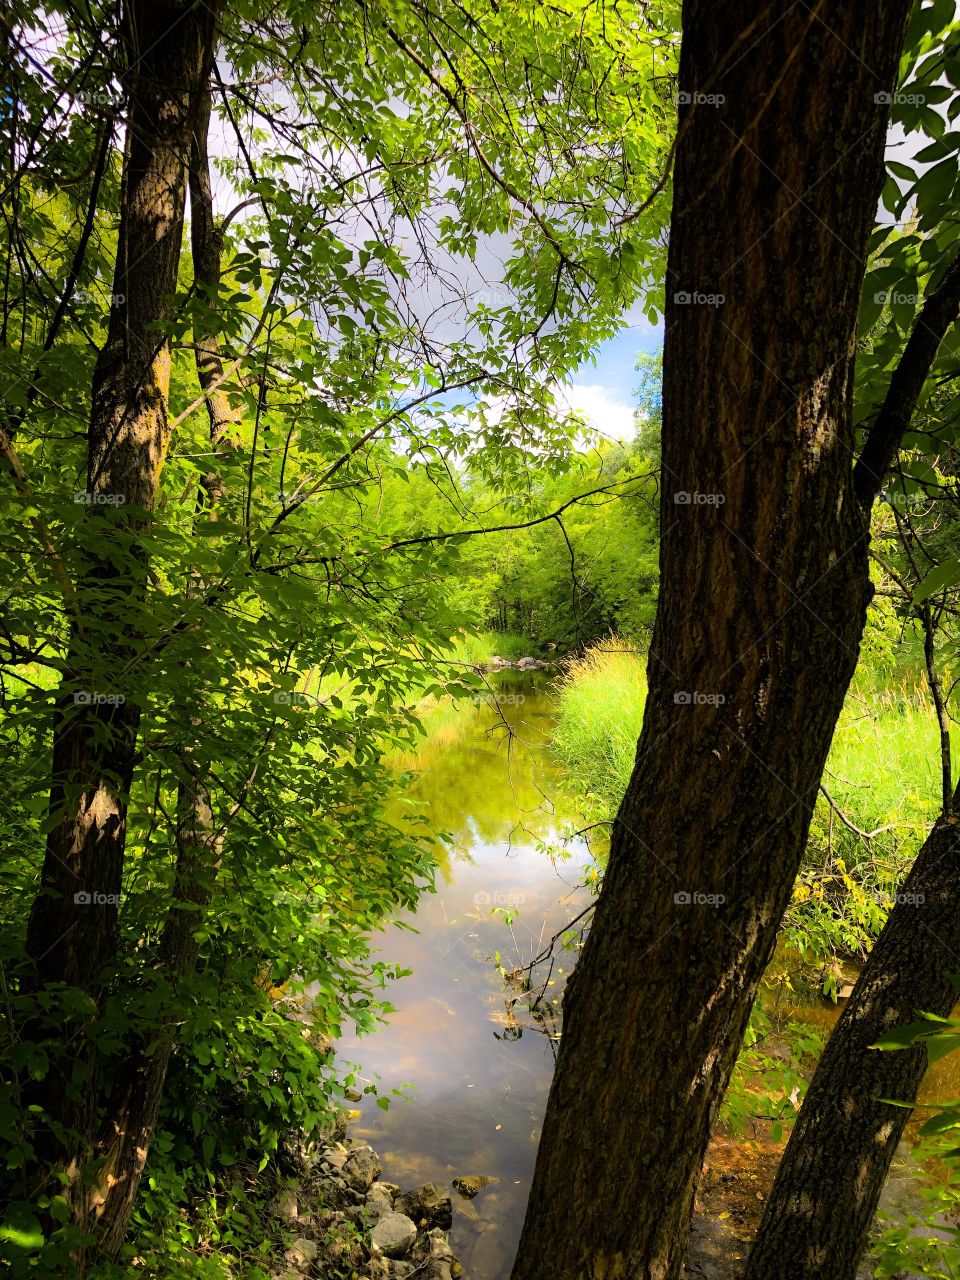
left=854, top=248, right=960, bottom=506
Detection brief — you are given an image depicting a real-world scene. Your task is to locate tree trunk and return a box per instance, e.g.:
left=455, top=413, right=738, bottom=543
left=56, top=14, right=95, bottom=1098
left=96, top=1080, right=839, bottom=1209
left=92, top=779, right=224, bottom=1253
left=510, top=4, right=912, bottom=1278
left=22, top=0, right=221, bottom=1245
left=85, top=75, right=235, bottom=1256
left=743, top=803, right=960, bottom=1280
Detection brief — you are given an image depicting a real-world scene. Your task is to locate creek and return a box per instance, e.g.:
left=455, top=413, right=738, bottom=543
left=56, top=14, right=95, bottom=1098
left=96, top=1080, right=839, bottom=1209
left=336, top=668, right=953, bottom=1279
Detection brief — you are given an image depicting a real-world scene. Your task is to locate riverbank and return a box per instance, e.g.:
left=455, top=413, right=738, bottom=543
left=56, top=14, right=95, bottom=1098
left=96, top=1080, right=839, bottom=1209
left=268, top=1131, right=462, bottom=1280
left=549, top=638, right=941, bottom=962
left=547, top=639, right=957, bottom=1276
left=330, top=660, right=951, bottom=1279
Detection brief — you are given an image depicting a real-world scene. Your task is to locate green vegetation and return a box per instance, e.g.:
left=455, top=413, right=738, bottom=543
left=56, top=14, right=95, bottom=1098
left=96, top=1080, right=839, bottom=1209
left=449, top=630, right=532, bottom=665
left=7, top=0, right=960, bottom=1277
left=551, top=633, right=945, bottom=966
left=550, top=639, right=648, bottom=820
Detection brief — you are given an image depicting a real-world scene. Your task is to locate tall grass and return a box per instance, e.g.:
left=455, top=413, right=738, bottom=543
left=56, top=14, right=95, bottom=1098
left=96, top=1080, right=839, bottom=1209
left=550, top=639, right=647, bottom=819
left=449, top=630, right=533, bottom=665
left=550, top=638, right=945, bottom=955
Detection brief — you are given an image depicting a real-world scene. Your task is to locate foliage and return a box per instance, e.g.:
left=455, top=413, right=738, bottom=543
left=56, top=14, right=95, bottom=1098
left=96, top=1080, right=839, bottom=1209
left=719, top=1001, right=825, bottom=1141
left=870, top=1004, right=960, bottom=1279
left=550, top=638, right=648, bottom=819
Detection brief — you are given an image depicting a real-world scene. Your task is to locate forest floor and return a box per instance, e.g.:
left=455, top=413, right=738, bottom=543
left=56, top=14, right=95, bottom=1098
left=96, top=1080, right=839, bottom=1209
left=684, top=1132, right=875, bottom=1279
left=684, top=1133, right=784, bottom=1279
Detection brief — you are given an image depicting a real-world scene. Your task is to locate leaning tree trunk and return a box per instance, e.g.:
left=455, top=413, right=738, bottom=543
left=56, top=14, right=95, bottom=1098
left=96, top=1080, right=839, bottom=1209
left=22, top=0, right=221, bottom=1248
left=510, top=4, right=912, bottom=1278
left=743, top=797, right=960, bottom=1280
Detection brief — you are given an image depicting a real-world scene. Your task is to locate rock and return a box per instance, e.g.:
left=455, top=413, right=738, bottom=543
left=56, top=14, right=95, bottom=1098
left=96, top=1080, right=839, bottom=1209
left=369, top=1211, right=418, bottom=1258
left=364, top=1183, right=396, bottom=1222
left=489, top=655, right=505, bottom=666
left=394, top=1182, right=452, bottom=1230
left=372, top=1180, right=400, bottom=1199
left=269, top=1187, right=299, bottom=1221
left=423, top=1264, right=453, bottom=1280
left=343, top=1145, right=382, bottom=1192
left=283, top=1236, right=318, bottom=1271
left=452, top=1174, right=498, bottom=1198
left=367, top=1261, right=415, bottom=1280
left=411, top=1228, right=461, bottom=1279
left=838, top=982, right=855, bottom=999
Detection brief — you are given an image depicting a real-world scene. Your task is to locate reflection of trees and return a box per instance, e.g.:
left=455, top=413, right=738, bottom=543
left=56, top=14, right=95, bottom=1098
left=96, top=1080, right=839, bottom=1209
left=408, top=739, right=574, bottom=849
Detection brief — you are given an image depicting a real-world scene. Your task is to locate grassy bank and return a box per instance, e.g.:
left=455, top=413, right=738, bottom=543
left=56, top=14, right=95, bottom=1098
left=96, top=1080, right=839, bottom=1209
left=449, top=629, right=533, bottom=665
left=551, top=639, right=942, bottom=962
left=550, top=639, right=647, bottom=820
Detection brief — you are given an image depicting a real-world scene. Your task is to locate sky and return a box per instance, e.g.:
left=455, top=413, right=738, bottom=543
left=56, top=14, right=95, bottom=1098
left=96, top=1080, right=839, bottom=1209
left=563, top=316, right=664, bottom=441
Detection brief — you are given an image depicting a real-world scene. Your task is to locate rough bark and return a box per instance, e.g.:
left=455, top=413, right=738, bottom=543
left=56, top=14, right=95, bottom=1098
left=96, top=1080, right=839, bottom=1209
left=743, top=800, right=960, bottom=1280
left=26, top=0, right=219, bottom=994
left=92, top=780, right=224, bottom=1253
left=85, top=76, right=235, bottom=1255
left=22, top=0, right=221, bottom=1245
left=510, top=4, right=912, bottom=1278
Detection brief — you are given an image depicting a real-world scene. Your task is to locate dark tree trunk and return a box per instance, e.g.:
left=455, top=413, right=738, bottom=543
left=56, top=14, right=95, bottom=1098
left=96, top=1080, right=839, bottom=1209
left=85, top=75, right=234, bottom=1255
left=744, top=803, right=960, bottom=1280
left=510, top=4, right=912, bottom=1278
left=22, top=0, right=221, bottom=1251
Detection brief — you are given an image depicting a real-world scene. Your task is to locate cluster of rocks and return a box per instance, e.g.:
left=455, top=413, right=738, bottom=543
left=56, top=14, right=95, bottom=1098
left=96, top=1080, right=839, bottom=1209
left=478, top=653, right=553, bottom=671
left=270, top=1138, right=463, bottom=1280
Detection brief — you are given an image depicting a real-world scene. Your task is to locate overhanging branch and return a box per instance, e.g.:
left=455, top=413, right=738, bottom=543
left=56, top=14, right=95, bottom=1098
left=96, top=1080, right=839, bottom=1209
left=853, top=248, right=960, bottom=506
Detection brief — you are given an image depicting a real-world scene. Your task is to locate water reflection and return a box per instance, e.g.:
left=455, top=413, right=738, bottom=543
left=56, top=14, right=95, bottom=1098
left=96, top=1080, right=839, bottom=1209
left=336, top=671, right=594, bottom=1280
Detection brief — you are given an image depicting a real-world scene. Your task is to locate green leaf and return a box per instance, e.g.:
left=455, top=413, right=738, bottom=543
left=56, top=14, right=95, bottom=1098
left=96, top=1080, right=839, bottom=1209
left=914, top=558, right=960, bottom=603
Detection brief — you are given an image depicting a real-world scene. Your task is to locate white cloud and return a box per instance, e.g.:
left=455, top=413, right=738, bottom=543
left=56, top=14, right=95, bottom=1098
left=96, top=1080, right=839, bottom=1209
left=556, top=382, right=637, bottom=441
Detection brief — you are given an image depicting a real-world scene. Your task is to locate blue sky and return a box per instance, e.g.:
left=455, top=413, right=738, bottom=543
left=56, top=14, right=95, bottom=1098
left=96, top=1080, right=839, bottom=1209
left=559, top=315, right=664, bottom=439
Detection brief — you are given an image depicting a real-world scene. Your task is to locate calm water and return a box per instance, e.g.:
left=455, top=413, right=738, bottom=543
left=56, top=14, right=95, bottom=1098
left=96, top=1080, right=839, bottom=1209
left=336, top=670, right=953, bottom=1277
left=336, top=671, right=594, bottom=1279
